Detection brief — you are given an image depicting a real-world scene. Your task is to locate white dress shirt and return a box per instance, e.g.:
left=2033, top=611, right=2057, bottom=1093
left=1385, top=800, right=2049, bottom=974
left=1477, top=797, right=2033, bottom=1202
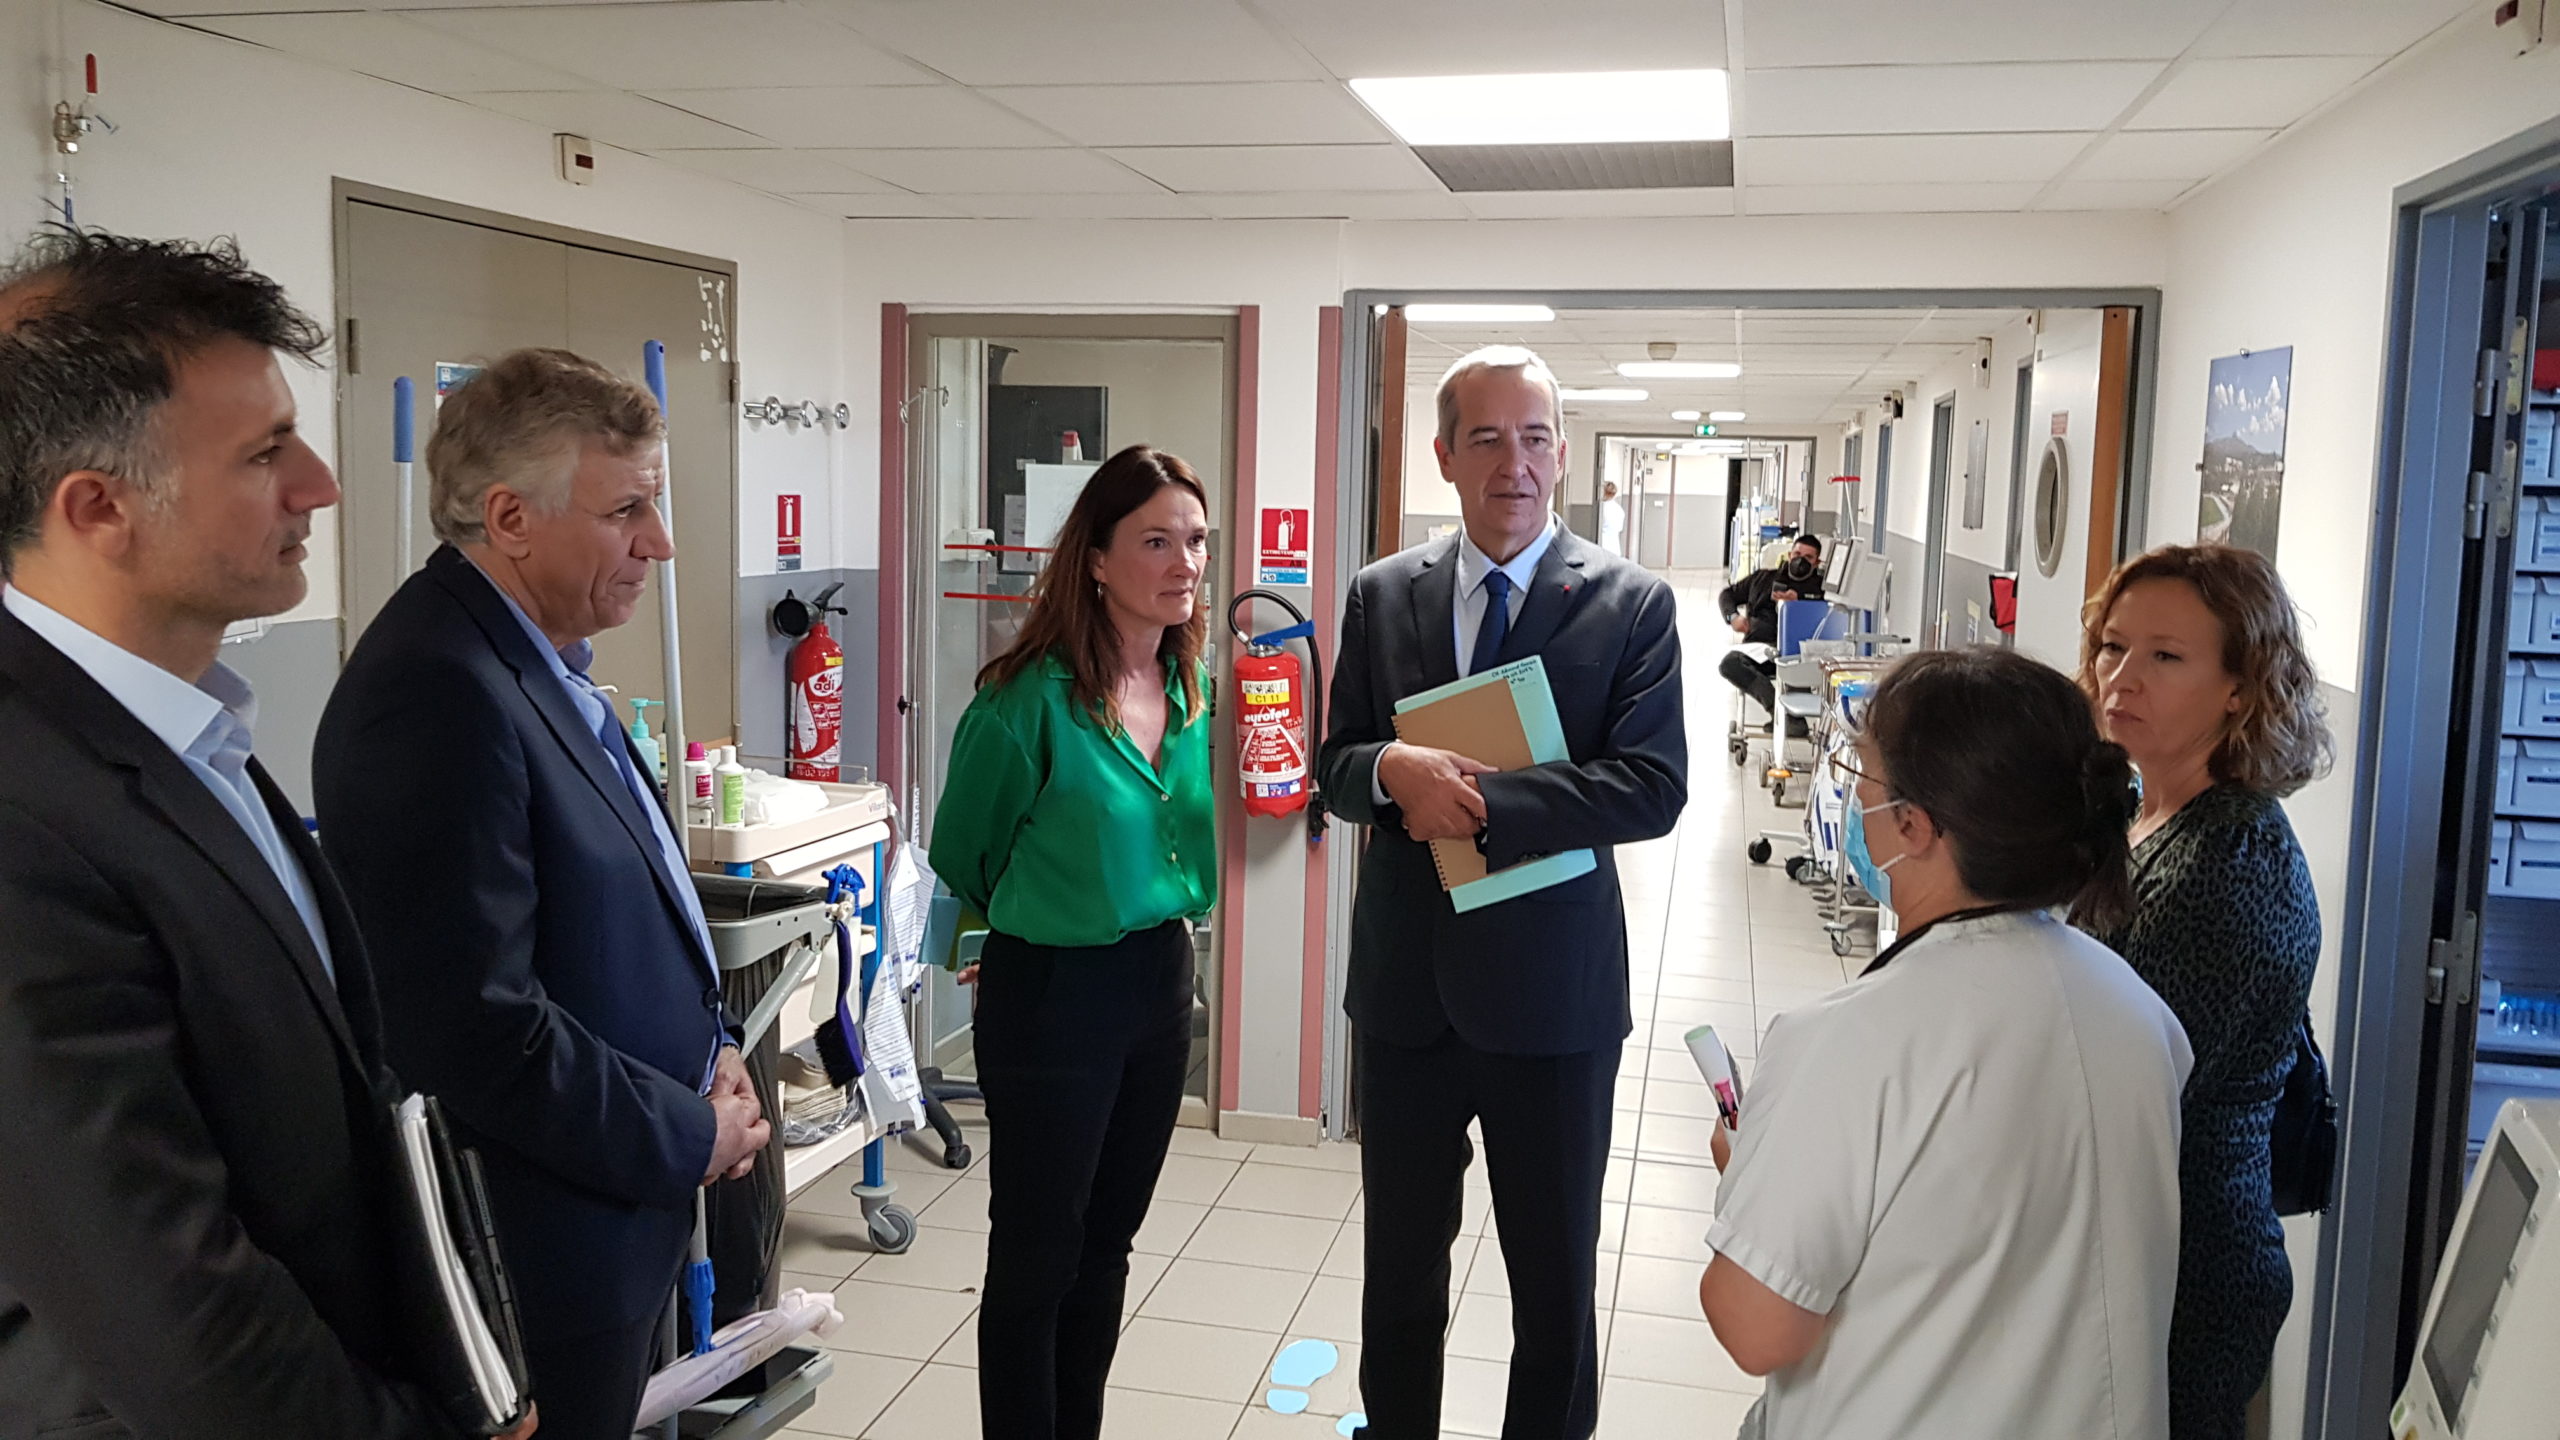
left=1373, top=516, right=1560, bottom=804
left=3, top=585, right=335, bottom=977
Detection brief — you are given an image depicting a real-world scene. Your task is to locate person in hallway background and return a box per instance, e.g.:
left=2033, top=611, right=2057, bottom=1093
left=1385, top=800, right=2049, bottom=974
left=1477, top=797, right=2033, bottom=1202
left=1317, top=346, right=1686, bottom=1440
left=316, top=349, right=766, bottom=1440
left=0, top=229, right=528, bottom=1438
left=1702, top=646, right=2188, bottom=1440
left=1716, top=533, right=1824, bottom=733
left=1598, top=479, right=1626, bottom=556
left=929, top=445, right=1215, bottom=1440
left=2079, top=545, right=2332, bottom=1440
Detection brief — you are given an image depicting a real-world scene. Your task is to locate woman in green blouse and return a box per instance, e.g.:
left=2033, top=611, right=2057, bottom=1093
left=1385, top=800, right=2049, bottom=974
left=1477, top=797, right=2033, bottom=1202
left=930, top=444, right=1215, bottom=1440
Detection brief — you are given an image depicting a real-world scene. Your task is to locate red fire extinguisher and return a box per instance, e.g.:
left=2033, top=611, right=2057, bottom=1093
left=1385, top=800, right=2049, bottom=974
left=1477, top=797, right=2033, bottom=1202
left=1228, top=591, right=1328, bottom=841
left=778, top=583, right=847, bottom=782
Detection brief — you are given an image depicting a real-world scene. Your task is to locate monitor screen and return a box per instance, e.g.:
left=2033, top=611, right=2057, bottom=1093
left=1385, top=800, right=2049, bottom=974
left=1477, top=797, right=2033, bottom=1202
left=2425, top=1133, right=2541, bottom=1423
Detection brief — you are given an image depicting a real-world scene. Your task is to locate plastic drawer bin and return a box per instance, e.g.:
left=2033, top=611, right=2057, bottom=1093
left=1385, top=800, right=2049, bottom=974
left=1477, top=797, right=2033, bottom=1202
left=2516, top=576, right=2542, bottom=652
left=2531, top=491, right=2560, bottom=568
left=2491, top=820, right=2517, bottom=897
left=2528, top=409, right=2556, bottom=485
left=2516, top=661, right=2560, bottom=737
left=2510, top=660, right=2530, bottom=734
left=2511, top=821, right=2560, bottom=899
left=2500, top=738, right=2521, bottom=813
left=2533, top=579, right=2560, bottom=650
left=2517, top=741, right=2560, bottom=817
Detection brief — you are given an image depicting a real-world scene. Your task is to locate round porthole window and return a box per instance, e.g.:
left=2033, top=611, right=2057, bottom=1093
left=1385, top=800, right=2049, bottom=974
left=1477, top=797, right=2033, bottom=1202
left=2033, top=436, right=2070, bottom=579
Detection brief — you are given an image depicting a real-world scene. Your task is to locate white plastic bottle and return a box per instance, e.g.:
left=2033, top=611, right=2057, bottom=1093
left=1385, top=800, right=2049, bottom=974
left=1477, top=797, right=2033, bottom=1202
left=716, top=745, right=749, bottom=827
left=683, top=742, right=715, bottom=829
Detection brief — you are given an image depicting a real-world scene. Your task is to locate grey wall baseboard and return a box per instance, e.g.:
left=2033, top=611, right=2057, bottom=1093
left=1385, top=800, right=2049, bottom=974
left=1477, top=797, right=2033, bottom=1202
left=736, top=568, right=880, bottom=774
left=221, top=617, right=343, bottom=815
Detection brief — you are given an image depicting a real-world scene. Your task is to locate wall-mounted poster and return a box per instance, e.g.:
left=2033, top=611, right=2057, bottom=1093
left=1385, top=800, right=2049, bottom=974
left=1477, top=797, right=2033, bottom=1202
left=2198, top=347, right=2293, bottom=557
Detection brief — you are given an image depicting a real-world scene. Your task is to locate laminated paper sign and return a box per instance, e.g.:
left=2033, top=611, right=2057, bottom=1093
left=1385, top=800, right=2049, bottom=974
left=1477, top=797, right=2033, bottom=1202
left=1258, top=507, right=1310, bottom=587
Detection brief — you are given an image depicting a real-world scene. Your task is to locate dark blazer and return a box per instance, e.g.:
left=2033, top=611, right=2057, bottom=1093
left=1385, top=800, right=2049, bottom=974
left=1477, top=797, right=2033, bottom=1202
left=1317, top=527, right=1687, bottom=1056
left=1718, top=564, right=1825, bottom=647
left=314, top=545, right=727, bottom=1342
left=0, top=606, right=463, bottom=1440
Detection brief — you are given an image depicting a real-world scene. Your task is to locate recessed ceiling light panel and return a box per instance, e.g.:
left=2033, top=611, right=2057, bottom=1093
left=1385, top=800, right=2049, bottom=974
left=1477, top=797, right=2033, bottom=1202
left=1617, top=361, right=1741, bottom=379
left=1669, top=409, right=1702, bottom=421
left=1710, top=410, right=1748, bottom=422
left=1558, top=387, right=1649, bottom=402
left=1348, top=70, right=1729, bottom=148
left=1403, top=304, right=1557, bottom=324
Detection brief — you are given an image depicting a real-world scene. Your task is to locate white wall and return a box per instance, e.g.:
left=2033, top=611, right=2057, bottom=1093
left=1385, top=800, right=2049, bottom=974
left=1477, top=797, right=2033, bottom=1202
left=10, top=1, right=852, bottom=616
left=2146, top=12, right=2560, bottom=1438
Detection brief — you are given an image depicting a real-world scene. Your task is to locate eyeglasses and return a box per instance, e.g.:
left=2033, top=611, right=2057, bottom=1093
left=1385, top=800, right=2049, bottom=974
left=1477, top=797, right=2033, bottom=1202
left=1825, top=748, right=1881, bottom=793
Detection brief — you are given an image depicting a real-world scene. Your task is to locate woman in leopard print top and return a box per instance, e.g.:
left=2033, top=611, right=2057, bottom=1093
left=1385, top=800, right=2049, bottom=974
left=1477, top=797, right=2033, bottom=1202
left=2079, top=545, right=2333, bottom=1440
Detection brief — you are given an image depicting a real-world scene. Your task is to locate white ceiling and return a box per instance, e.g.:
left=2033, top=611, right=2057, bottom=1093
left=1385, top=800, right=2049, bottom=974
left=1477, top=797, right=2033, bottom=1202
left=1404, top=306, right=2037, bottom=428
left=161, top=0, right=2484, bottom=222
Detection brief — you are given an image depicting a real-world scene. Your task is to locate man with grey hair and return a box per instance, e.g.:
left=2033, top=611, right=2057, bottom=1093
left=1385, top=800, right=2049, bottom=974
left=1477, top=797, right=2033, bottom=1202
left=0, top=227, right=527, bottom=1437
left=1319, top=344, right=1686, bottom=1439
left=316, top=348, right=767, bottom=1440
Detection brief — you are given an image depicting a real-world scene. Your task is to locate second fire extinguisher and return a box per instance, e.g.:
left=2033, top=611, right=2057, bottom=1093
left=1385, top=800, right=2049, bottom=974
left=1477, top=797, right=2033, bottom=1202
left=1228, top=590, right=1328, bottom=842
left=777, top=582, right=848, bottom=782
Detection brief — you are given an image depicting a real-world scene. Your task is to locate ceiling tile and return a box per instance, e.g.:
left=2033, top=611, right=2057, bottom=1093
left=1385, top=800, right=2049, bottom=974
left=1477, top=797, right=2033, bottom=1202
left=2194, top=0, right=2475, bottom=58
left=1747, top=181, right=2039, bottom=214
left=786, top=191, right=961, bottom=218
left=2127, top=56, right=2382, bottom=130
left=1746, top=131, right=2089, bottom=186
left=645, top=85, right=1063, bottom=149
left=2069, top=127, right=2273, bottom=180
left=947, top=193, right=1213, bottom=219
left=1106, top=144, right=1443, bottom=192
left=193, top=12, right=592, bottom=92
left=1191, top=190, right=1471, bottom=219
left=459, top=90, right=760, bottom=149
left=134, top=0, right=386, bottom=14
left=1746, top=62, right=2165, bottom=136
left=2034, top=178, right=2199, bottom=210
left=652, top=147, right=902, bottom=193
left=811, top=147, right=1161, bottom=194
left=983, top=82, right=1389, bottom=147
left=1739, top=0, right=2225, bottom=66
left=408, top=3, right=932, bottom=91
left=1460, top=188, right=1737, bottom=218
left=811, top=0, right=1319, bottom=85
left=1254, top=0, right=1726, bottom=76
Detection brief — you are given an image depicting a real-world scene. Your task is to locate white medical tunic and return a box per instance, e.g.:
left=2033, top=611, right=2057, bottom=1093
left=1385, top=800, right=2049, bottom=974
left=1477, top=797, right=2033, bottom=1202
left=1709, top=909, right=2191, bottom=1440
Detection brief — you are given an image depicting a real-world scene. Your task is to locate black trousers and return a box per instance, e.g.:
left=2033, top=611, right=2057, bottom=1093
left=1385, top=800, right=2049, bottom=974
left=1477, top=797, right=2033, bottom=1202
left=520, top=1301, right=669, bottom=1440
left=1718, top=649, right=1776, bottom=715
left=973, top=920, right=1193, bottom=1440
left=1355, top=1029, right=1620, bottom=1440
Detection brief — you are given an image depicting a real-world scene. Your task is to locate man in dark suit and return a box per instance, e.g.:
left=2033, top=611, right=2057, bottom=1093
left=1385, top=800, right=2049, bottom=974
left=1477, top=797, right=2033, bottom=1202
left=1318, top=346, right=1686, bottom=1440
left=0, top=229, right=527, bottom=1437
left=315, top=349, right=767, bottom=1440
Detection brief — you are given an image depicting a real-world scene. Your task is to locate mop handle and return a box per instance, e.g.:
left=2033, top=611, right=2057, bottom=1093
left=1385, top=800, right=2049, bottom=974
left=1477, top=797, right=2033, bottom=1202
left=392, top=376, right=415, bottom=576
left=643, top=341, right=688, bottom=836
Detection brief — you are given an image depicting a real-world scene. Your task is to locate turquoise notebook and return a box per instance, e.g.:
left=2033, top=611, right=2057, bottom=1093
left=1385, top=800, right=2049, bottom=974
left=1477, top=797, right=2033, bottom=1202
left=1391, top=656, right=1597, bottom=913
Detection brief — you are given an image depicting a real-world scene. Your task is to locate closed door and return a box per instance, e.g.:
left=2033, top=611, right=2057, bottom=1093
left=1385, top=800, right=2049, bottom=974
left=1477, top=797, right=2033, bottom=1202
left=337, top=197, right=739, bottom=744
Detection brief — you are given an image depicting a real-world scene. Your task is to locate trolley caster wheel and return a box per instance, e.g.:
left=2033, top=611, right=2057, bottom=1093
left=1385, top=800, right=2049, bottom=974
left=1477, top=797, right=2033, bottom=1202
left=1728, top=740, right=1747, bottom=767
left=1784, top=856, right=1810, bottom=882
left=1828, top=931, right=1852, bottom=958
left=867, top=1204, right=917, bottom=1255
left=1747, top=838, right=1774, bottom=865
left=942, top=1142, right=974, bottom=1171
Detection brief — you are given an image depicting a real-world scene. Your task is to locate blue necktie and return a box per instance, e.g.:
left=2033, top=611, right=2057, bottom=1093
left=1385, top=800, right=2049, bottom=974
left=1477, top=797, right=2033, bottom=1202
left=1471, top=570, right=1513, bottom=676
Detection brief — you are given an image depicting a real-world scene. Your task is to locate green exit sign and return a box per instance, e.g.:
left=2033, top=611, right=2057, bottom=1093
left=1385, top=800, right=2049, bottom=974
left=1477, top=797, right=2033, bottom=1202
left=1693, top=423, right=1718, bottom=437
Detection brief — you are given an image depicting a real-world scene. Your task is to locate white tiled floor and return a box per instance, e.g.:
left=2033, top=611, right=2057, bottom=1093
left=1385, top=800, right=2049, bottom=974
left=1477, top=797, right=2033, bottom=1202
left=773, top=574, right=1859, bottom=1440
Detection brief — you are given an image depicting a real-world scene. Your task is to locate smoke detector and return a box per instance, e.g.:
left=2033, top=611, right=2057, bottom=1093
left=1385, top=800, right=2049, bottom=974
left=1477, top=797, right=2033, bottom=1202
left=1647, top=340, right=1677, bottom=361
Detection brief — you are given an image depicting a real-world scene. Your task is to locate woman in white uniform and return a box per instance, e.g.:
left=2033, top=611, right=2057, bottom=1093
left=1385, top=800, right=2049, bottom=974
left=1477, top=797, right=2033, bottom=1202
left=1699, top=646, right=2193, bottom=1440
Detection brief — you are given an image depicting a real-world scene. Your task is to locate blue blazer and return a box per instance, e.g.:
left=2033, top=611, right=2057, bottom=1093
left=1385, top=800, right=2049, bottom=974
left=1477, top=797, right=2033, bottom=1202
left=314, top=545, right=728, bottom=1340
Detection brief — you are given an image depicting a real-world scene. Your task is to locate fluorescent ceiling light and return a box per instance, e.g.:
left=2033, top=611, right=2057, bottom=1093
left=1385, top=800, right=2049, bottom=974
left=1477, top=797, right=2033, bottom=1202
left=1617, top=361, right=1742, bottom=379
left=1710, top=410, right=1748, bottom=422
left=1558, top=387, right=1648, bottom=402
left=1348, top=69, right=1729, bottom=148
left=1404, top=303, right=1556, bottom=324
left=1669, top=409, right=1702, bottom=421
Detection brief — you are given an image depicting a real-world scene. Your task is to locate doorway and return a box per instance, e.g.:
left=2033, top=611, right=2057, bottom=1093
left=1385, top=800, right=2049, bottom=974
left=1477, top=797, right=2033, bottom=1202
left=1921, top=394, right=1958, bottom=647
left=332, top=184, right=740, bottom=746
left=900, top=313, right=1240, bottom=1125
left=2319, top=133, right=2560, bottom=1440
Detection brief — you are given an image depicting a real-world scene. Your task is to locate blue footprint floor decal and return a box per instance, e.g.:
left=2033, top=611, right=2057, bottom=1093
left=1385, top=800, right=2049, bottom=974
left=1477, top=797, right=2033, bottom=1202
left=1265, top=1338, right=1341, bottom=1419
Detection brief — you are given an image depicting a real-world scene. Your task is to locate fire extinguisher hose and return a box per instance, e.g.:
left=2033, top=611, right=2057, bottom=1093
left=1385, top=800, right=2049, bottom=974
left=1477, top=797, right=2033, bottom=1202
left=1227, top=590, right=1328, bottom=842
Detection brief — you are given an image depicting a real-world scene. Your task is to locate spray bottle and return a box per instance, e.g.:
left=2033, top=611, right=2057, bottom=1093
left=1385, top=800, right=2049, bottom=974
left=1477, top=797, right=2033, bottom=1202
left=683, top=742, right=714, bottom=829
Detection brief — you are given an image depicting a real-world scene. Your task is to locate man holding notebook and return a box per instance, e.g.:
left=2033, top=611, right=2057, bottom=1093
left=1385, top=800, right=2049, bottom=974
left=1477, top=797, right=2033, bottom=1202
left=1319, top=345, right=1687, bottom=1440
